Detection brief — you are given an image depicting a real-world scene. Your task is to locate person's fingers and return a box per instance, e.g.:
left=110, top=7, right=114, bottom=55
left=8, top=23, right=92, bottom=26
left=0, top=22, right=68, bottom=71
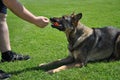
left=43, top=17, right=49, bottom=22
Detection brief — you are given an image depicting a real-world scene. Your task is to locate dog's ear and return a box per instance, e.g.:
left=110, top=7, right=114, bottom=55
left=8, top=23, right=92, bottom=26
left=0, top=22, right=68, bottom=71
left=71, top=13, right=82, bottom=22
left=75, top=13, right=82, bottom=21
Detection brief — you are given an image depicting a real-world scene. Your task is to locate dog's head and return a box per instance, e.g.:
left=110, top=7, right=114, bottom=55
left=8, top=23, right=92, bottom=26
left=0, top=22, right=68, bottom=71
left=50, top=13, right=82, bottom=31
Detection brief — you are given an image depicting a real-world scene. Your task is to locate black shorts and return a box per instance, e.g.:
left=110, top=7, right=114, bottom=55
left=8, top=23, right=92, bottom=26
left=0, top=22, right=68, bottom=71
left=0, top=0, right=7, bottom=14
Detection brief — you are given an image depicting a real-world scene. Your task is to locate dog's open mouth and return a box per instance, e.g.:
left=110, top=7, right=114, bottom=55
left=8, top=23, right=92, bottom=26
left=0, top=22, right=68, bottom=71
left=50, top=18, right=65, bottom=31
left=50, top=18, right=61, bottom=27
left=52, top=22, right=61, bottom=27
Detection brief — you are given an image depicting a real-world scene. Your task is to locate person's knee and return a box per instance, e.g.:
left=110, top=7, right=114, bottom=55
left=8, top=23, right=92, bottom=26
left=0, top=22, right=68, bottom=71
left=0, top=13, right=7, bottom=21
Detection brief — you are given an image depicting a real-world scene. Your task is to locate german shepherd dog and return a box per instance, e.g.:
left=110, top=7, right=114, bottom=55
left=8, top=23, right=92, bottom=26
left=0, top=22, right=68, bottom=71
left=39, top=13, right=120, bottom=74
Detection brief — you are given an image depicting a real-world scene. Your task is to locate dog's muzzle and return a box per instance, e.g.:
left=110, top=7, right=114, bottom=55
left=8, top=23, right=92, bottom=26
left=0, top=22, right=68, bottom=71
left=50, top=18, right=65, bottom=31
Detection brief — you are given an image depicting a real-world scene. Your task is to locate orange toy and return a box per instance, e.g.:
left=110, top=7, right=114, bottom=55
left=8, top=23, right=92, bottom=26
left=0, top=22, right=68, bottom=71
left=54, top=22, right=60, bottom=26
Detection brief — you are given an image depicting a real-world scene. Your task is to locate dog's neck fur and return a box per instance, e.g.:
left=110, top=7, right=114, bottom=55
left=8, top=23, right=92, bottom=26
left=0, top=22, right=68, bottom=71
left=66, top=22, right=93, bottom=51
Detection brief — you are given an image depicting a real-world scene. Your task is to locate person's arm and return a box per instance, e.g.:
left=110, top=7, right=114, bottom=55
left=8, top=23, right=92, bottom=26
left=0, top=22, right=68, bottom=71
left=3, top=0, right=49, bottom=28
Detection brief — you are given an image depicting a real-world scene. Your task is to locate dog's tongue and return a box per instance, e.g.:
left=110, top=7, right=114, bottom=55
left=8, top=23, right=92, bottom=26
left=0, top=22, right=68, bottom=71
left=53, top=22, right=60, bottom=27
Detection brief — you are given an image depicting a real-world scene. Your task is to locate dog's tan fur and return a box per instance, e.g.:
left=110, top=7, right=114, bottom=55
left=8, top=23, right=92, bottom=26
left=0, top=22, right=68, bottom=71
left=39, top=13, right=120, bottom=74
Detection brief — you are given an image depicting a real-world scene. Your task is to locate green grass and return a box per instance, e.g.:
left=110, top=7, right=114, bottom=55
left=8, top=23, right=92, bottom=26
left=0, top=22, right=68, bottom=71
left=0, top=0, right=120, bottom=80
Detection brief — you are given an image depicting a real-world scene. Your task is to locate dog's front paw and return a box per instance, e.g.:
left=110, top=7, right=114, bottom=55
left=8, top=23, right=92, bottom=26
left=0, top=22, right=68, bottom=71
left=47, top=69, right=60, bottom=74
left=39, top=63, right=46, bottom=67
left=47, top=70, right=54, bottom=74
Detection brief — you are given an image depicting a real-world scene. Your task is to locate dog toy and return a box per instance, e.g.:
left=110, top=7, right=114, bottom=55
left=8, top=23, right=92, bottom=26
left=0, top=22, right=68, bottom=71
left=54, top=22, right=60, bottom=26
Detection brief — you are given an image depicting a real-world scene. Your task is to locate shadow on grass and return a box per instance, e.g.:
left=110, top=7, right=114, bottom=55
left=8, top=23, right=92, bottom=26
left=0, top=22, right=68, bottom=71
left=8, top=60, right=119, bottom=75
left=8, top=63, right=63, bottom=75
left=8, top=66, right=49, bottom=75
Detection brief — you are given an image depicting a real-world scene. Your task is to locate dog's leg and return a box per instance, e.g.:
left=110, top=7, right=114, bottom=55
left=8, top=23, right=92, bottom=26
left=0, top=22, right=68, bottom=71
left=39, top=56, right=74, bottom=70
left=114, top=35, right=120, bottom=60
left=47, top=62, right=83, bottom=74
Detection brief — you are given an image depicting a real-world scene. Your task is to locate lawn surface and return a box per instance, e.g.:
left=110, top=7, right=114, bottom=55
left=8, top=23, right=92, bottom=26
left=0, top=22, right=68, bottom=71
left=0, top=0, right=120, bottom=80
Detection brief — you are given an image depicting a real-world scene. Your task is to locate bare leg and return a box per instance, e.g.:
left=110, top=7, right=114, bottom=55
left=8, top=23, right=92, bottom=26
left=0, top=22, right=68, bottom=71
left=47, top=62, right=83, bottom=74
left=0, top=13, right=30, bottom=62
left=0, top=13, right=11, bottom=53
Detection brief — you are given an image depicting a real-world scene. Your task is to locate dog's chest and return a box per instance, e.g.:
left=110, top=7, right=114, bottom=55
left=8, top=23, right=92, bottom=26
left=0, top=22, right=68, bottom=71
left=72, top=50, right=79, bottom=59
left=68, top=46, right=77, bottom=59
left=68, top=45, right=87, bottom=60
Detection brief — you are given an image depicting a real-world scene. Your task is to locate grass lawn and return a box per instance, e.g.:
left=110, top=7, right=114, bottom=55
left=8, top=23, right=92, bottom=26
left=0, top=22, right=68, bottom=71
left=0, top=0, right=120, bottom=80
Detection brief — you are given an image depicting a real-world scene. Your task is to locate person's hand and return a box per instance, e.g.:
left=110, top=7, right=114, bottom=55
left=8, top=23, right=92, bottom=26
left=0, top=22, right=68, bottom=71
left=34, top=16, right=49, bottom=28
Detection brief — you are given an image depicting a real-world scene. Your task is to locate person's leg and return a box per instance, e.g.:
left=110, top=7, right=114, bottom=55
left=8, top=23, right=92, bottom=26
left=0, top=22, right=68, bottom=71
left=0, top=1, right=30, bottom=61
left=0, top=13, right=30, bottom=62
left=0, top=13, right=11, bottom=53
left=0, top=0, right=10, bottom=52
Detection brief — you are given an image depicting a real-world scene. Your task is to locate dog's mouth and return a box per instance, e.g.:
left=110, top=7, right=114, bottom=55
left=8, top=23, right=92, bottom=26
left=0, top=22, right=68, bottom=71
left=50, top=18, right=61, bottom=27
left=50, top=18, right=65, bottom=31
left=51, top=21, right=62, bottom=27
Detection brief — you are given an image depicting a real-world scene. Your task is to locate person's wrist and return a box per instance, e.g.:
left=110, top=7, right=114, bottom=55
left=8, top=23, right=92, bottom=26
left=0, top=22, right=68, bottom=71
left=31, top=16, right=39, bottom=26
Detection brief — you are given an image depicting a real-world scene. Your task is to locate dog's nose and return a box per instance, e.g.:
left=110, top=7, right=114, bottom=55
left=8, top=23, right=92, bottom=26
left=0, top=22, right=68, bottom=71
left=50, top=18, right=54, bottom=21
left=50, top=18, right=58, bottom=22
